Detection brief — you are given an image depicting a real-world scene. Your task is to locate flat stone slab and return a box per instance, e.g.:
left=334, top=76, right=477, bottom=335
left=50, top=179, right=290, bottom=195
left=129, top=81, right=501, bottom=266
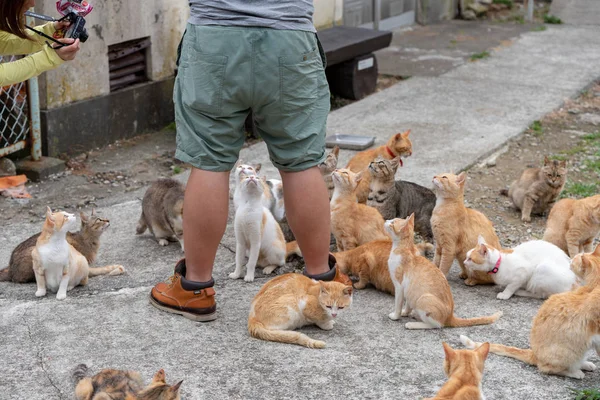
left=551, top=0, right=600, bottom=26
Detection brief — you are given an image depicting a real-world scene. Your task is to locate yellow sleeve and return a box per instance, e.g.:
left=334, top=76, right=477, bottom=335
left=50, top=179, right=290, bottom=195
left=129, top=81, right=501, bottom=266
left=0, top=44, right=64, bottom=86
left=0, top=23, right=57, bottom=55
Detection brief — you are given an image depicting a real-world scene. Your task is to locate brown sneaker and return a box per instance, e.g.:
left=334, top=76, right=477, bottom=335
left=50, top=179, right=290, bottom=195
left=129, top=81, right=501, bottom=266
left=149, top=259, right=217, bottom=322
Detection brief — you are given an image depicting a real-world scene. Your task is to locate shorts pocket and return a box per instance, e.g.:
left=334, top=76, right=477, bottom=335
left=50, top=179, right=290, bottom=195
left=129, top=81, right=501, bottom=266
left=280, top=48, right=322, bottom=113
left=180, top=50, right=228, bottom=115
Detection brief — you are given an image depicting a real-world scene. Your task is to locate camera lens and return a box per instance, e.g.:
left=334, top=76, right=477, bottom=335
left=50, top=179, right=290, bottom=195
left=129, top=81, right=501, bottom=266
left=79, top=29, right=88, bottom=43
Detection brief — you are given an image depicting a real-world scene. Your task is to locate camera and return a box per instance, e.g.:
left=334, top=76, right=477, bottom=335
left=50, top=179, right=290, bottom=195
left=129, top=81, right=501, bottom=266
left=62, top=12, right=89, bottom=42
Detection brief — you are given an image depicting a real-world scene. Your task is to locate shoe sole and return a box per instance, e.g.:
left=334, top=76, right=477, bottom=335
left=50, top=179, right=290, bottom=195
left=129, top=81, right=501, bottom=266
left=149, top=295, right=217, bottom=322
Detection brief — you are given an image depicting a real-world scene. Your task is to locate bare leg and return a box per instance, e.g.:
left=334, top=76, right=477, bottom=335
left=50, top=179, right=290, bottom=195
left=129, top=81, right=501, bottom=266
left=184, top=169, right=230, bottom=282
left=280, top=167, right=330, bottom=276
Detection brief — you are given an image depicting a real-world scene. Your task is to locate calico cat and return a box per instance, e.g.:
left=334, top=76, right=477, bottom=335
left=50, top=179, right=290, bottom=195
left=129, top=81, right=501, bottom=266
left=136, top=179, right=185, bottom=250
left=1, top=210, right=109, bottom=283
left=542, top=195, right=600, bottom=257
left=33, top=208, right=124, bottom=300
left=367, top=156, right=435, bottom=242
left=248, top=273, right=352, bottom=349
left=465, top=236, right=576, bottom=300
left=460, top=245, right=600, bottom=379
left=229, top=176, right=300, bottom=282
left=346, top=130, right=412, bottom=203
left=73, top=364, right=182, bottom=400
left=318, top=146, right=340, bottom=201
left=424, top=342, right=490, bottom=400
left=232, top=161, right=285, bottom=221
left=501, top=156, right=567, bottom=222
left=386, top=214, right=502, bottom=329
left=330, top=168, right=389, bottom=251
left=431, top=172, right=498, bottom=286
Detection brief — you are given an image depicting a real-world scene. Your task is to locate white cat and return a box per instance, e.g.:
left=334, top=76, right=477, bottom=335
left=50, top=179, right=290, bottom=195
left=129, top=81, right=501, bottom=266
left=465, top=236, right=577, bottom=300
left=232, top=161, right=285, bottom=221
left=230, top=176, right=298, bottom=282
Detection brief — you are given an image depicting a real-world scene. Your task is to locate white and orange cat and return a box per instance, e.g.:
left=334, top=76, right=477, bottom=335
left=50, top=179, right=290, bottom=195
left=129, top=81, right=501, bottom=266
left=230, top=176, right=299, bottom=282
left=461, top=245, right=600, bottom=379
left=232, top=161, right=285, bottom=221
left=330, top=168, right=389, bottom=251
left=431, top=172, right=497, bottom=286
left=424, top=342, right=490, bottom=400
left=248, top=273, right=352, bottom=349
left=32, top=207, right=124, bottom=300
left=386, top=214, right=502, bottom=329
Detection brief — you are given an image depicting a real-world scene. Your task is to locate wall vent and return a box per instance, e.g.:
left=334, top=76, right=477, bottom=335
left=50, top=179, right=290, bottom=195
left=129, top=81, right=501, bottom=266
left=108, top=37, right=150, bottom=92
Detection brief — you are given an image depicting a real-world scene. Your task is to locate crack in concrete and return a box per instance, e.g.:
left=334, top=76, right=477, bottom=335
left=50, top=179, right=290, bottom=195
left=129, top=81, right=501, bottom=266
left=21, top=308, right=64, bottom=400
left=219, top=243, right=236, bottom=254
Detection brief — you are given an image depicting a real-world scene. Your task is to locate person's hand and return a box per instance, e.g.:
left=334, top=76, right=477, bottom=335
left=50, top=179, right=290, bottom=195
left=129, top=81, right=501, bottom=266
left=53, top=20, right=71, bottom=30
left=53, top=38, right=80, bottom=61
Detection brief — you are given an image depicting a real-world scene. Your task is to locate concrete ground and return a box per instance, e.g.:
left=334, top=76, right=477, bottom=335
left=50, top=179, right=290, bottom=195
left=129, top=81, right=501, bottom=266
left=2, top=16, right=600, bottom=400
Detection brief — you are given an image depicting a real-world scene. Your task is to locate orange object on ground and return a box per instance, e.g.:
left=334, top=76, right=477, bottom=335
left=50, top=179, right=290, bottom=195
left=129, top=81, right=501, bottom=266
left=0, top=175, right=31, bottom=198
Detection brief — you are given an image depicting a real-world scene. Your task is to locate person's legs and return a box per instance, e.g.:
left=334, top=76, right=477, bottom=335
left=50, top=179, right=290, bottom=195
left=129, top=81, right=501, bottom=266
left=279, top=167, right=330, bottom=276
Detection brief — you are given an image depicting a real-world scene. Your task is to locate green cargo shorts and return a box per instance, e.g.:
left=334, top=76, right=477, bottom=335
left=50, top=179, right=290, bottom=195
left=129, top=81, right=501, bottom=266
left=173, top=24, right=330, bottom=172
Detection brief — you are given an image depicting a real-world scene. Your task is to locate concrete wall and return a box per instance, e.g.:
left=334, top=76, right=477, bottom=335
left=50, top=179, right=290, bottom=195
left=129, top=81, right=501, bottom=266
left=314, top=0, right=344, bottom=29
left=36, top=0, right=188, bottom=109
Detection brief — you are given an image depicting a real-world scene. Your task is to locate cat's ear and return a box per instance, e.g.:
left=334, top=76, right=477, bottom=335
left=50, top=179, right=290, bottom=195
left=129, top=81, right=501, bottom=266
left=559, top=159, right=567, bottom=168
left=476, top=342, right=490, bottom=361
left=46, top=206, right=55, bottom=222
left=543, top=156, right=550, bottom=165
left=319, top=282, right=326, bottom=295
left=355, top=171, right=364, bottom=183
left=401, top=129, right=411, bottom=138
left=91, top=208, right=96, bottom=216
left=479, top=243, right=488, bottom=256
left=593, top=244, right=600, bottom=257
left=477, top=235, right=486, bottom=245
left=406, top=213, right=415, bottom=229
left=171, top=380, right=183, bottom=393
left=254, top=163, right=262, bottom=173
left=456, top=172, right=467, bottom=187
left=332, top=145, right=340, bottom=157
left=390, top=157, right=401, bottom=169
left=152, top=369, right=166, bottom=383
left=343, top=286, right=353, bottom=297
left=233, top=159, right=242, bottom=170
left=442, top=342, right=455, bottom=361
left=80, top=212, right=89, bottom=223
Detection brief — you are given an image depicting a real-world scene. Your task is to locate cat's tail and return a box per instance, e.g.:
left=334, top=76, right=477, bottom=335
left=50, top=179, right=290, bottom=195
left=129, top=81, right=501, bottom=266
left=0, top=267, right=9, bottom=282
left=499, top=188, right=509, bottom=196
left=460, top=335, right=536, bottom=365
left=447, top=311, right=502, bottom=327
left=248, top=318, right=325, bottom=349
left=88, top=264, right=126, bottom=277
left=416, top=242, right=434, bottom=256
left=72, top=364, right=89, bottom=383
left=285, top=241, right=302, bottom=258
left=136, top=213, right=147, bottom=235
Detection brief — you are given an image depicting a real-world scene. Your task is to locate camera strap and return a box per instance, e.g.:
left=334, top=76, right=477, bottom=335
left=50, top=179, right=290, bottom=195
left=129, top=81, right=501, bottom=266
left=24, top=11, right=69, bottom=48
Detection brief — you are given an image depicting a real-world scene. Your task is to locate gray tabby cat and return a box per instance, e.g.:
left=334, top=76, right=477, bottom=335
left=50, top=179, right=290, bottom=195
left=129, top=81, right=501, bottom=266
left=136, top=179, right=185, bottom=250
left=367, top=156, right=436, bottom=243
left=318, top=146, right=340, bottom=200
left=0, top=210, right=109, bottom=283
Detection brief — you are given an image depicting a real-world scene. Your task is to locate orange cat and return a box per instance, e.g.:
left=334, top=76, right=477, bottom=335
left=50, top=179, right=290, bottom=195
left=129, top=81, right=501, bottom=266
left=248, top=273, right=352, bottom=349
left=542, top=195, right=600, bottom=257
left=346, top=130, right=412, bottom=203
left=461, top=245, right=600, bottom=380
left=330, top=169, right=389, bottom=251
left=424, top=342, right=490, bottom=400
left=430, top=172, right=497, bottom=285
left=386, top=215, right=502, bottom=329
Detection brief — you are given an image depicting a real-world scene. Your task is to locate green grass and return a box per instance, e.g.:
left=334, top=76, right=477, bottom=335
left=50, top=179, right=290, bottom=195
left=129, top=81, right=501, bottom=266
left=549, top=154, right=568, bottom=161
left=571, top=388, right=600, bottom=400
left=172, top=166, right=183, bottom=175
left=561, top=182, right=598, bottom=199
left=532, top=25, right=547, bottom=32
left=561, top=145, right=586, bottom=156
left=583, top=132, right=600, bottom=142
left=529, top=120, right=543, bottom=136
left=492, top=0, right=513, bottom=8
left=470, top=51, right=490, bottom=61
left=544, top=14, right=563, bottom=24
left=513, top=15, right=525, bottom=24
left=584, top=158, right=600, bottom=174
left=165, top=122, right=176, bottom=131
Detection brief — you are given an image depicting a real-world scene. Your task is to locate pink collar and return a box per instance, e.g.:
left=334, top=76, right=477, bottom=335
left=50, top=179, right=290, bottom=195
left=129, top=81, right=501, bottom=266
left=488, top=255, right=501, bottom=274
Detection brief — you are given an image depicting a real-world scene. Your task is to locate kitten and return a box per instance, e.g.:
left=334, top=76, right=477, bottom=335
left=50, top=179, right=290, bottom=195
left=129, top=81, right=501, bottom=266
left=248, top=273, right=352, bottom=349
left=465, top=236, right=577, bottom=300
left=367, top=156, right=435, bottom=242
left=1, top=210, right=109, bottom=283
left=502, top=157, right=567, bottom=222
left=318, top=146, right=340, bottom=200
left=430, top=172, right=498, bottom=286
left=232, top=161, right=285, bottom=221
left=330, top=168, right=389, bottom=251
left=229, top=176, right=300, bottom=282
left=32, top=207, right=124, bottom=300
left=542, top=195, right=600, bottom=257
left=136, top=179, right=185, bottom=250
left=386, top=214, right=502, bottom=329
left=73, top=364, right=182, bottom=400
left=460, top=245, right=600, bottom=380
left=346, top=130, right=412, bottom=203
left=264, top=178, right=285, bottom=222
left=424, top=342, right=490, bottom=400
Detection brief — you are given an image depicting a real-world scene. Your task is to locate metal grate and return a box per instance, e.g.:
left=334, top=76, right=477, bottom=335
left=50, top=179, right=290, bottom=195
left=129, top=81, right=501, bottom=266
left=0, top=55, right=30, bottom=157
left=108, top=37, right=150, bottom=92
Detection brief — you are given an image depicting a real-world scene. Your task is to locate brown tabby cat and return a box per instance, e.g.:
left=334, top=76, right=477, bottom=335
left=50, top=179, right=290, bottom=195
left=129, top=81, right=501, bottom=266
left=542, top=194, right=600, bottom=257
left=461, top=245, right=600, bottom=379
left=73, top=364, right=182, bottom=400
left=431, top=172, right=497, bottom=285
left=330, top=168, right=389, bottom=251
left=0, top=210, right=109, bottom=283
left=502, top=156, right=567, bottom=222
left=346, top=130, right=412, bottom=203
left=424, top=342, right=490, bottom=400
left=248, top=273, right=353, bottom=349
left=318, top=146, right=340, bottom=200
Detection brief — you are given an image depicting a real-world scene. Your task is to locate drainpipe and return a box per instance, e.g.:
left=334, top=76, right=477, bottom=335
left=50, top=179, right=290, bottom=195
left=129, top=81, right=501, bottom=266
left=374, top=0, right=381, bottom=30
left=26, top=9, right=42, bottom=161
left=527, top=0, right=534, bottom=22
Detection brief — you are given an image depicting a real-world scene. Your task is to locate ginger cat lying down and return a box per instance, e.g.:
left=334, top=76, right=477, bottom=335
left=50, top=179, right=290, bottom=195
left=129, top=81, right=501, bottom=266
left=386, top=214, right=502, bottom=329
left=424, top=342, right=490, bottom=400
left=461, top=245, right=600, bottom=380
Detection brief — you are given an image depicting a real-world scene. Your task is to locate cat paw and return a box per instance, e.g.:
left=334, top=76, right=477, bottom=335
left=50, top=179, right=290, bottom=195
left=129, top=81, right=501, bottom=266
left=35, top=289, right=46, bottom=297
left=228, top=272, right=241, bottom=280
left=318, top=321, right=335, bottom=330
left=459, top=272, right=468, bottom=279
left=521, top=215, right=532, bottom=223
left=56, top=292, right=67, bottom=300
left=464, top=278, right=478, bottom=286
left=567, top=370, right=586, bottom=379
left=262, top=266, right=277, bottom=275
left=496, top=292, right=513, bottom=300
left=243, top=274, right=255, bottom=283
left=388, top=312, right=401, bottom=321
left=582, top=362, right=597, bottom=372
left=353, top=281, right=367, bottom=290
left=158, top=239, right=169, bottom=246
left=401, top=308, right=411, bottom=317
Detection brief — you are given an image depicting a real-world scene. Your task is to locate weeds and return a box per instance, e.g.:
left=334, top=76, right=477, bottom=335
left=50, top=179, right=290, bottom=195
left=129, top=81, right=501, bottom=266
left=583, top=132, right=600, bottom=142
left=532, top=25, right=547, bottom=32
left=561, top=182, right=597, bottom=199
left=544, top=14, right=563, bottom=24
left=571, top=388, right=600, bottom=400
left=529, top=120, right=543, bottom=136
left=172, top=166, right=183, bottom=175
left=513, top=15, right=525, bottom=24
left=470, top=51, right=490, bottom=61
left=492, top=0, right=513, bottom=8
left=165, top=122, right=176, bottom=131
left=584, top=158, right=600, bottom=174
left=549, top=154, right=568, bottom=161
